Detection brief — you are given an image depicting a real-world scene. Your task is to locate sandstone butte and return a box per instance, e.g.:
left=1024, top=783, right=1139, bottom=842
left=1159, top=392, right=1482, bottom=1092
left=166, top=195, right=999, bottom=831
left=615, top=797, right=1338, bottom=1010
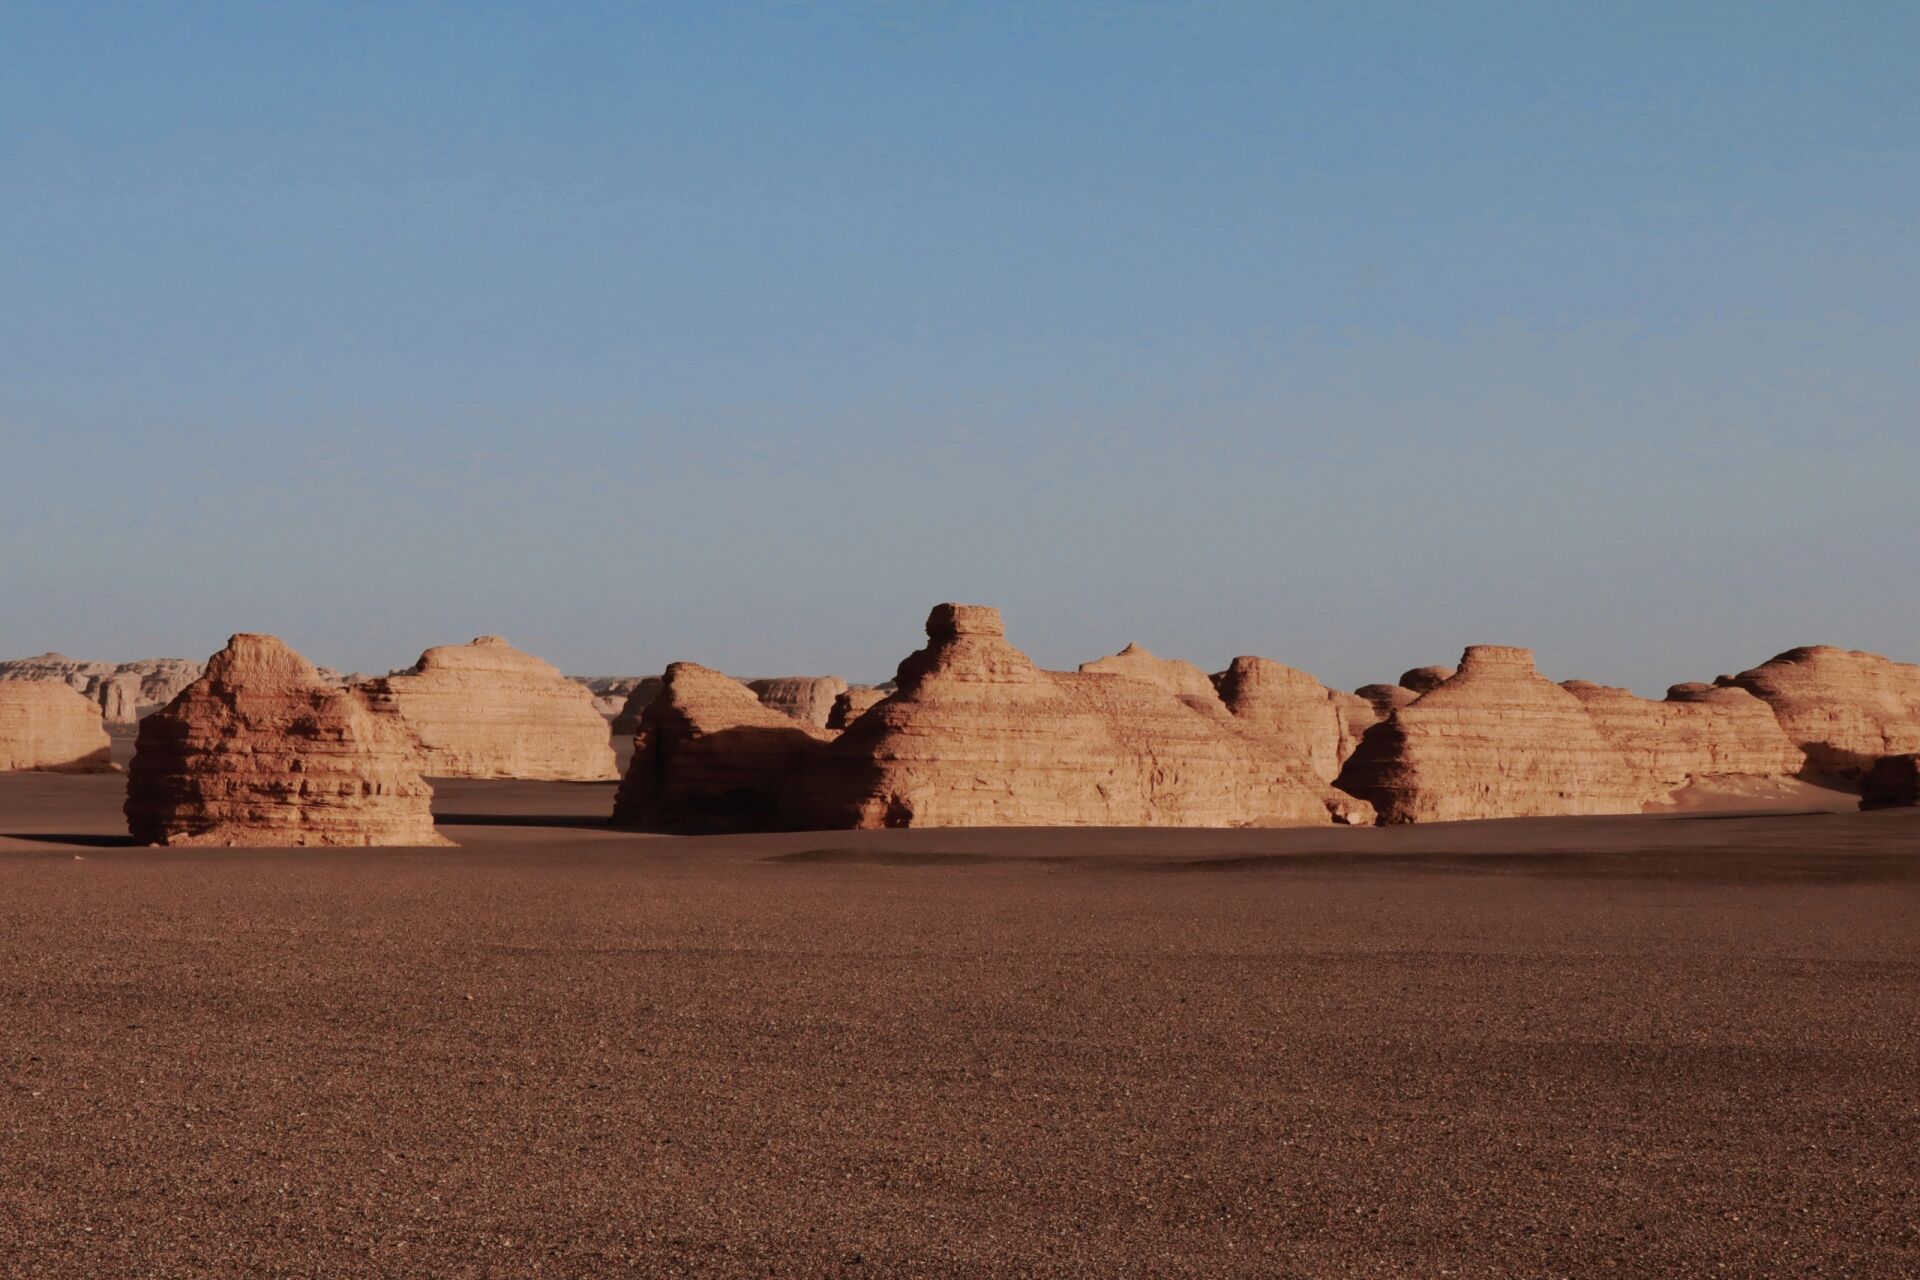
left=1210, top=655, right=1378, bottom=784
left=826, top=686, right=890, bottom=732
left=612, top=662, right=834, bottom=832
left=125, top=634, right=447, bottom=848
left=1335, top=645, right=1663, bottom=824
left=0, top=680, right=116, bottom=772
left=1716, top=646, right=1920, bottom=780
left=786, top=605, right=1370, bottom=830
left=748, top=676, right=850, bottom=729
left=609, top=677, right=666, bottom=736
left=1562, top=680, right=1805, bottom=791
left=364, top=637, right=618, bottom=781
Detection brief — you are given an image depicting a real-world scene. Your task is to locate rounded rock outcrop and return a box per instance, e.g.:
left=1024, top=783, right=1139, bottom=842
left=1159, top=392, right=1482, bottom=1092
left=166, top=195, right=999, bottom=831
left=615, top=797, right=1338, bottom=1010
left=0, top=680, right=115, bottom=773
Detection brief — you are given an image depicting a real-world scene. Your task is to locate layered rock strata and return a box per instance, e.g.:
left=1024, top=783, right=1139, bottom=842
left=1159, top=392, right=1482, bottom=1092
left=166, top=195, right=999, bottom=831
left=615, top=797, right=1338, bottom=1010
left=612, top=663, right=833, bottom=832
left=1563, top=681, right=1804, bottom=792
left=1212, top=657, right=1370, bottom=783
left=366, top=637, right=618, bottom=781
left=749, top=676, right=850, bottom=729
left=1080, top=644, right=1226, bottom=714
left=0, top=680, right=115, bottom=772
left=125, top=634, right=445, bottom=847
left=610, top=678, right=666, bottom=737
left=1718, top=647, right=1920, bottom=779
left=826, top=687, right=890, bottom=732
left=786, top=605, right=1365, bottom=830
left=1334, top=646, right=1656, bottom=823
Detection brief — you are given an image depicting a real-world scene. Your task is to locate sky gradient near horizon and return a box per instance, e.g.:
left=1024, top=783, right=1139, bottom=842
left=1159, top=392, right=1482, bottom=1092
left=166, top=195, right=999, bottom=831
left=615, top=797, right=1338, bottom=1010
left=3, top=2, right=1916, bottom=693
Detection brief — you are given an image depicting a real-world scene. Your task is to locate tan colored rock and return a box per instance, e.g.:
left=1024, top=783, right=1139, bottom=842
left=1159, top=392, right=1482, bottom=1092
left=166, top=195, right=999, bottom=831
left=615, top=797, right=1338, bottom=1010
left=1080, top=644, right=1226, bottom=714
left=365, top=637, right=618, bottom=781
left=98, top=673, right=143, bottom=726
left=787, top=605, right=1364, bottom=830
left=1335, top=645, right=1655, bottom=823
left=1562, top=680, right=1804, bottom=794
left=1399, top=666, right=1457, bottom=696
left=125, top=634, right=445, bottom=847
left=1860, top=755, right=1920, bottom=810
left=1212, top=656, right=1365, bottom=783
left=826, top=687, right=889, bottom=732
left=0, top=653, right=208, bottom=723
left=749, top=676, right=851, bottom=729
left=572, top=676, right=651, bottom=719
left=1355, top=683, right=1419, bottom=719
left=0, top=680, right=115, bottom=772
left=1718, top=646, right=1920, bottom=779
left=613, top=663, right=833, bottom=831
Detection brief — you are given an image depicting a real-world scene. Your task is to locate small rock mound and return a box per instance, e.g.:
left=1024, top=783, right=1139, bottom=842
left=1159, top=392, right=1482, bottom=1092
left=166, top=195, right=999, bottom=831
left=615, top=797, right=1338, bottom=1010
left=612, top=663, right=833, bottom=832
left=125, top=634, right=446, bottom=847
left=826, top=687, right=889, bottom=732
left=1080, top=644, right=1226, bottom=714
left=1399, top=666, right=1457, bottom=695
left=0, top=680, right=115, bottom=772
left=366, top=637, right=618, bottom=781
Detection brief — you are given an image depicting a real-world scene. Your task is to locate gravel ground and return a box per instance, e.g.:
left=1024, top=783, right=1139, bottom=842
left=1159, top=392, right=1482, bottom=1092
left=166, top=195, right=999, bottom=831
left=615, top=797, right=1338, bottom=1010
left=1, top=770, right=1916, bottom=1278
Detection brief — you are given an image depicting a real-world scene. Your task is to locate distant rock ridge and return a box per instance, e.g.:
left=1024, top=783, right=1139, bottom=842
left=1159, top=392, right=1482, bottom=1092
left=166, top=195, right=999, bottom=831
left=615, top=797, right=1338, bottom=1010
left=0, top=652, right=206, bottom=724
left=612, top=662, right=833, bottom=832
left=1079, top=644, right=1225, bottom=714
left=0, top=680, right=115, bottom=772
left=785, top=604, right=1367, bottom=830
left=125, top=634, right=446, bottom=847
left=748, top=676, right=850, bottom=729
left=1562, top=680, right=1804, bottom=790
left=365, top=636, right=618, bottom=781
left=1716, top=646, right=1920, bottom=779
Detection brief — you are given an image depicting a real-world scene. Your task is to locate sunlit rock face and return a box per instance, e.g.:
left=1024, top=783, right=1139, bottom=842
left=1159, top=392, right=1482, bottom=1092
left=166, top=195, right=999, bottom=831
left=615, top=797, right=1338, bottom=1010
left=0, top=680, right=114, bottom=773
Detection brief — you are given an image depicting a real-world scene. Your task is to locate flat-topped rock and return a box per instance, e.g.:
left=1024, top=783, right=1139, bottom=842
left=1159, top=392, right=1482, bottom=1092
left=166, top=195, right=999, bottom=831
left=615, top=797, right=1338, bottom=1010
left=786, top=605, right=1365, bottom=830
left=1718, top=646, right=1920, bottom=779
left=1860, top=754, right=1920, bottom=810
left=0, top=680, right=115, bottom=772
left=749, top=676, right=850, bottom=729
left=613, top=662, right=834, bottom=832
left=1335, top=645, right=1655, bottom=823
left=125, top=634, right=446, bottom=847
left=366, top=636, right=618, bottom=781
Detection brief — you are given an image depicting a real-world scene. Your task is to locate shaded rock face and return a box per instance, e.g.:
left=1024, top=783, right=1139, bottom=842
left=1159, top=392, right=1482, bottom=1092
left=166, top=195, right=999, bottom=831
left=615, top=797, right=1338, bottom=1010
left=1355, top=683, right=1419, bottom=720
left=0, top=680, right=115, bottom=772
left=1860, top=755, right=1920, bottom=810
left=786, top=605, right=1362, bottom=830
left=366, top=637, right=618, bottom=781
left=826, top=687, right=889, bottom=733
left=1563, top=681, right=1804, bottom=792
left=1212, top=657, right=1368, bottom=784
left=0, top=653, right=205, bottom=724
left=571, top=676, right=652, bottom=719
left=748, top=676, right=850, bottom=729
left=1335, top=646, right=1655, bottom=824
left=125, top=635, right=445, bottom=847
left=609, top=677, right=666, bottom=737
left=612, top=663, right=832, bottom=832
left=1718, top=647, right=1920, bottom=779
left=1080, top=644, right=1226, bottom=715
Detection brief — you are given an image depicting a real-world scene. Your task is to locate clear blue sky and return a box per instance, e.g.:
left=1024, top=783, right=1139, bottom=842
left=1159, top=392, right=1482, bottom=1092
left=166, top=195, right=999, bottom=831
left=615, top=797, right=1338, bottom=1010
left=3, top=2, right=1915, bottom=693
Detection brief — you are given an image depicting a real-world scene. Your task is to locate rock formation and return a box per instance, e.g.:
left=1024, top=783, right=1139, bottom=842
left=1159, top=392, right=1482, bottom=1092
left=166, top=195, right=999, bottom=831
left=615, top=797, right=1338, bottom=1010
left=1212, top=657, right=1372, bottom=783
left=1398, top=666, right=1457, bottom=696
left=826, top=686, right=890, bottom=732
left=749, top=676, right=850, bottom=729
left=0, top=653, right=205, bottom=724
left=572, top=675, right=652, bottom=719
left=786, top=605, right=1367, bottom=830
left=609, top=677, right=666, bottom=737
left=0, top=681, right=115, bottom=772
left=1563, top=680, right=1804, bottom=793
left=1717, top=647, right=1920, bottom=780
left=1354, top=682, right=1419, bottom=720
left=1334, top=646, right=1656, bottom=823
left=1079, top=644, right=1226, bottom=714
left=612, top=663, right=833, bottom=832
left=1860, top=755, right=1920, bottom=810
left=125, top=634, right=445, bottom=847
left=364, top=637, right=618, bottom=781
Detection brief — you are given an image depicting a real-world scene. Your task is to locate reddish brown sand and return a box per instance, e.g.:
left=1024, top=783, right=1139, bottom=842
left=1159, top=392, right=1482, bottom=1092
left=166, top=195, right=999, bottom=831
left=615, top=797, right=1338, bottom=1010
left=1, top=753, right=1916, bottom=1278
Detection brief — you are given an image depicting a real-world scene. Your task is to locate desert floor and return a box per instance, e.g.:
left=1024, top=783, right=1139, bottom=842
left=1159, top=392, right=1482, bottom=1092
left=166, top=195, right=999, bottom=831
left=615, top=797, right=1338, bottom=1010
left=1, top=754, right=1916, bottom=1278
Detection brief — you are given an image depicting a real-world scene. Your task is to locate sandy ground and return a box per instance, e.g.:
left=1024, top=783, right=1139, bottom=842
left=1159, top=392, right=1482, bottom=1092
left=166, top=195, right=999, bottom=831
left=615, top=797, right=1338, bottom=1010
left=0, top=763, right=1916, bottom=1279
